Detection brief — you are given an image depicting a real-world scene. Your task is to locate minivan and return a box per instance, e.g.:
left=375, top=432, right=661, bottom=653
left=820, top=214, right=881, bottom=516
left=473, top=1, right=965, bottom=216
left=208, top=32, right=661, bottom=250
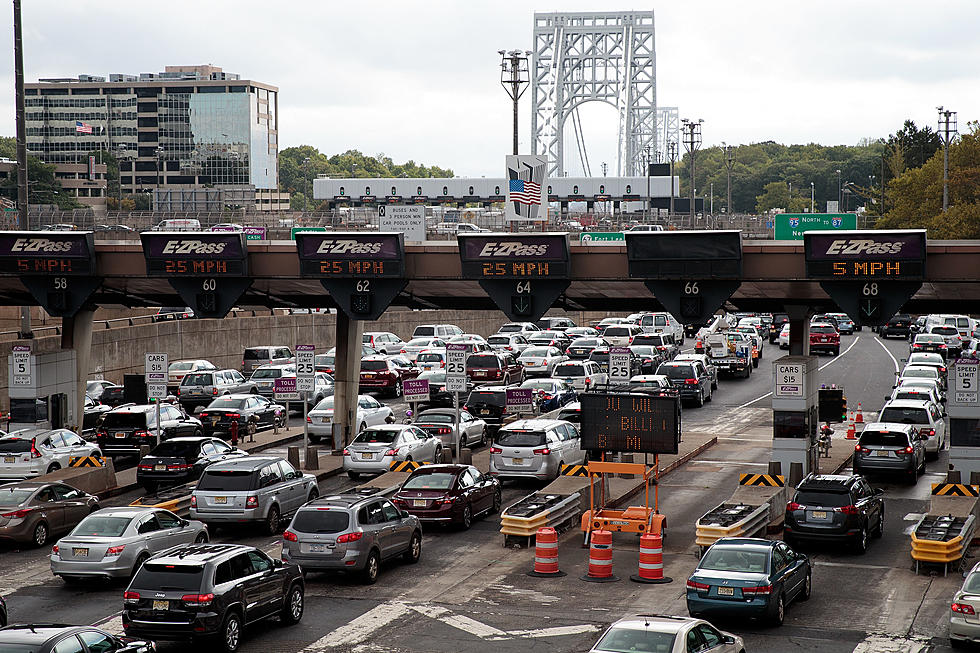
left=242, top=346, right=293, bottom=375
left=490, top=419, right=585, bottom=481
left=412, top=324, right=463, bottom=339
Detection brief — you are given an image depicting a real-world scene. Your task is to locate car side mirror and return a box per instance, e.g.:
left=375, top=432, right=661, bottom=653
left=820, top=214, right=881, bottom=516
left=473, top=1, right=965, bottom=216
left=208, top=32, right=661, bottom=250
left=874, top=488, right=884, bottom=496
left=400, top=509, right=411, bottom=519
left=722, top=635, right=736, bottom=645
left=273, top=559, right=284, bottom=568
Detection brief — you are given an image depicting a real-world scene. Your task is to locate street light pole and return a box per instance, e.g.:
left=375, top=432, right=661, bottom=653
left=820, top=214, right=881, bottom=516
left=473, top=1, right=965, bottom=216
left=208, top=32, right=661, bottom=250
left=13, top=0, right=32, bottom=339
left=681, top=118, right=703, bottom=222
left=836, top=169, right=841, bottom=209
left=499, top=50, right=531, bottom=156
left=723, top=142, right=735, bottom=216
left=937, top=106, right=957, bottom=212
left=667, top=141, right=678, bottom=217
left=810, top=182, right=814, bottom=214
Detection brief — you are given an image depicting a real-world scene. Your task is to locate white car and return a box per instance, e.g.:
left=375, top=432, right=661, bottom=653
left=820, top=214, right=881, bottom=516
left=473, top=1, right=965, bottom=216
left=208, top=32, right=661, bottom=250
left=434, top=221, right=487, bottom=234
left=553, top=360, right=608, bottom=391
left=589, top=615, right=743, bottom=653
left=565, top=327, right=600, bottom=339
left=905, top=352, right=947, bottom=376
left=363, top=331, right=404, bottom=355
left=900, top=365, right=945, bottom=390
left=496, top=322, right=540, bottom=334
left=734, top=325, right=765, bottom=358
left=400, top=337, right=447, bottom=362
left=625, top=224, right=665, bottom=232
left=879, top=398, right=947, bottom=458
left=168, top=359, right=216, bottom=389
left=778, top=323, right=791, bottom=349
left=602, top=324, right=643, bottom=347
left=487, top=333, right=530, bottom=355
left=415, top=348, right=447, bottom=372
left=627, top=374, right=672, bottom=391
left=307, top=394, right=394, bottom=443
left=895, top=378, right=946, bottom=402
left=448, top=333, right=487, bottom=344
left=638, top=312, right=685, bottom=345
left=518, top=346, right=568, bottom=377
left=0, top=429, right=102, bottom=480
left=889, top=382, right=944, bottom=406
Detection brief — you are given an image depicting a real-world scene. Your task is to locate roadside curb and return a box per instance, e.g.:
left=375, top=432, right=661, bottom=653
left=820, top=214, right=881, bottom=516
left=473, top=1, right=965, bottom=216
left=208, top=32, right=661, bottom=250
left=612, top=436, right=719, bottom=508
left=832, top=453, right=853, bottom=475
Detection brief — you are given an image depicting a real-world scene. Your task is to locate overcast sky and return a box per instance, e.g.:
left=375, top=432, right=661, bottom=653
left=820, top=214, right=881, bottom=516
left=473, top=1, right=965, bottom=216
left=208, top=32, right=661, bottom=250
left=0, top=0, right=977, bottom=177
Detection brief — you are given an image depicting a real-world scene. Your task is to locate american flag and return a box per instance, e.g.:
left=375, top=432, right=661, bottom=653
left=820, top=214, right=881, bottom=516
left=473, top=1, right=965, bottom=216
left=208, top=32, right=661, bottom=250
left=75, top=121, right=93, bottom=134
left=509, top=178, right=541, bottom=205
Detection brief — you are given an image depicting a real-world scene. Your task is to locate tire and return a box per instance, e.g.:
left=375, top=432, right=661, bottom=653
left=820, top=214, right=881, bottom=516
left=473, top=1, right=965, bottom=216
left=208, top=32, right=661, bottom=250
left=307, top=488, right=319, bottom=503
left=479, top=427, right=487, bottom=448
left=403, top=531, right=422, bottom=564
left=264, top=505, right=281, bottom=536
left=770, top=594, right=785, bottom=626
left=348, top=471, right=360, bottom=480
left=799, top=571, right=811, bottom=601
left=131, top=552, right=149, bottom=578
left=432, top=446, right=442, bottom=463
left=951, top=637, right=968, bottom=649
left=871, top=510, right=884, bottom=539
left=46, top=463, right=60, bottom=474
left=280, top=583, right=304, bottom=625
left=854, top=527, right=868, bottom=554
left=362, top=550, right=380, bottom=584
left=219, top=611, right=243, bottom=653
left=32, top=521, right=48, bottom=548
left=194, top=429, right=203, bottom=438
left=490, top=489, right=502, bottom=514
left=833, top=348, right=840, bottom=356
left=195, top=531, right=209, bottom=543
left=392, top=381, right=403, bottom=399
left=460, top=503, right=473, bottom=530
left=753, top=357, right=759, bottom=368
left=705, top=389, right=712, bottom=402
left=694, top=390, right=704, bottom=408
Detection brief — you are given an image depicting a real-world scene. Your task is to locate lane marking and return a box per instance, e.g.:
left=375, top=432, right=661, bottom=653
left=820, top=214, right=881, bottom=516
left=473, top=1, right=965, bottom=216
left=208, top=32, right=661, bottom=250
left=812, top=560, right=895, bottom=571
left=851, top=634, right=930, bottom=653
left=408, top=603, right=506, bottom=637
left=303, top=601, right=411, bottom=651
left=92, top=615, right=125, bottom=636
left=689, top=459, right=770, bottom=467
left=491, top=624, right=601, bottom=639
left=737, top=336, right=861, bottom=409
left=874, top=336, right=901, bottom=374
left=716, top=436, right=773, bottom=442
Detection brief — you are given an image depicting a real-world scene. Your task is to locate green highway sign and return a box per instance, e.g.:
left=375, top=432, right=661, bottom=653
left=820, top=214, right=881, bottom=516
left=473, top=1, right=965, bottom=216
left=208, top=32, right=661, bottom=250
left=290, top=226, right=327, bottom=240
left=579, top=232, right=625, bottom=243
left=775, top=213, right=856, bottom=240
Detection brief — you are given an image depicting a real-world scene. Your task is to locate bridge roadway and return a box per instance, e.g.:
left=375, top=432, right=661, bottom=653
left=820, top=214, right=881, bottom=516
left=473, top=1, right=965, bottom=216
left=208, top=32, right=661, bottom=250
left=0, top=333, right=965, bottom=652
left=1, top=239, right=977, bottom=312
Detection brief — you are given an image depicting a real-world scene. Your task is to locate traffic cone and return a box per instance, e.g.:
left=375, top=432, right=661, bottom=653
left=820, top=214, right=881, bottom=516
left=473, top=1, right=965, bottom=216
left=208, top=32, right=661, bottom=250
left=581, top=530, right=618, bottom=582
left=528, top=527, right=565, bottom=577
left=855, top=403, right=864, bottom=424
left=630, top=533, right=672, bottom=584
left=846, top=420, right=856, bottom=440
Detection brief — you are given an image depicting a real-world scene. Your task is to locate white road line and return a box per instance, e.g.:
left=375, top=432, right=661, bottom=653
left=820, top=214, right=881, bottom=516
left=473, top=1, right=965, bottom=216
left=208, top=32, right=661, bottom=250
left=850, top=634, right=930, bottom=652
left=492, top=624, right=601, bottom=639
left=737, top=336, right=861, bottom=409
left=812, top=560, right=895, bottom=571
left=875, top=336, right=901, bottom=374
left=92, top=614, right=125, bottom=635
left=303, top=601, right=411, bottom=651
left=408, top=604, right=506, bottom=638
left=688, top=459, right=770, bottom=466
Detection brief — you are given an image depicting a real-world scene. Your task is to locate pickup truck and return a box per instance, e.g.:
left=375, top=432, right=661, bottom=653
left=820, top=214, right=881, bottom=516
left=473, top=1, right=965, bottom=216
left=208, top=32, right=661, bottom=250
left=706, top=333, right=753, bottom=378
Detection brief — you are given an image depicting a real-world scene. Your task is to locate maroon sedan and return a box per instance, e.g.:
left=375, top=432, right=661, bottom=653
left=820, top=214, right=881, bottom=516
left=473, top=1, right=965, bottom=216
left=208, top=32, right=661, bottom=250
left=392, top=464, right=501, bottom=529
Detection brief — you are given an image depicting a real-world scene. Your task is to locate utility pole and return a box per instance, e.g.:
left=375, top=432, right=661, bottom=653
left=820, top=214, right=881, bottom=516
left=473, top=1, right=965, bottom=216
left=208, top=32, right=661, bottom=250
left=937, top=106, right=957, bottom=212
left=13, top=0, right=31, bottom=339
left=723, top=142, right=735, bottom=215
left=644, top=144, right=652, bottom=221
left=709, top=182, right=713, bottom=216
left=499, top=50, right=531, bottom=156
left=836, top=169, right=842, bottom=209
left=681, top=118, right=703, bottom=221
left=810, top=182, right=814, bottom=214
left=667, top=141, right=678, bottom=217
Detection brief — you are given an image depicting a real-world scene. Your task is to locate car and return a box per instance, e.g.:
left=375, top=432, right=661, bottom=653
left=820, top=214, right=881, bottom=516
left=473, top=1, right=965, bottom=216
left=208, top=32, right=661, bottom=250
left=360, top=355, right=420, bottom=398
left=911, top=333, right=950, bottom=359
left=519, top=377, right=578, bottom=412
left=177, top=368, right=257, bottom=410
left=879, top=399, right=947, bottom=459
left=552, top=360, right=608, bottom=392
left=631, top=332, right=680, bottom=360
left=526, top=331, right=572, bottom=352
left=686, top=537, right=811, bottom=626
left=152, top=218, right=202, bottom=231
left=99, top=385, right=127, bottom=407
left=628, top=345, right=667, bottom=374
left=602, top=324, right=644, bottom=347
left=826, top=312, right=856, bottom=335
left=198, top=394, right=286, bottom=439
left=963, top=338, right=980, bottom=360
left=123, top=543, right=304, bottom=651
left=242, top=345, right=293, bottom=375
left=625, top=223, right=666, bottom=232
left=281, top=495, right=420, bottom=584
left=413, top=408, right=488, bottom=450
left=343, top=424, right=442, bottom=479
left=152, top=306, right=194, bottom=322
left=392, top=464, right=501, bottom=528
left=0, top=481, right=100, bottom=547
left=97, top=403, right=202, bottom=458
left=566, top=337, right=608, bottom=360
left=248, top=363, right=296, bottom=398
left=588, top=347, right=642, bottom=378
left=412, top=324, right=463, bottom=339
left=810, top=314, right=839, bottom=332
left=0, top=626, right=154, bottom=653
left=434, top=221, right=487, bottom=234
left=889, top=381, right=944, bottom=406
left=809, top=322, right=840, bottom=356
left=784, top=474, right=884, bottom=553
left=307, top=394, right=393, bottom=443
left=86, top=379, right=117, bottom=401
left=464, top=385, right=519, bottom=431
left=0, top=429, right=102, bottom=480
left=949, top=559, right=980, bottom=648
left=881, top=313, right=913, bottom=338
left=852, top=422, right=925, bottom=483
left=555, top=401, right=581, bottom=424
left=909, top=315, right=928, bottom=339
left=627, top=374, right=673, bottom=391
left=411, top=346, right=446, bottom=372
left=490, top=419, right=586, bottom=481
left=565, top=326, right=599, bottom=338
left=734, top=325, right=766, bottom=359
left=363, top=331, right=404, bottom=354
left=895, top=377, right=946, bottom=404
left=657, top=360, right=713, bottom=407
left=769, top=313, right=790, bottom=342
left=778, top=323, right=791, bottom=349
left=497, top=321, right=540, bottom=334
left=536, top=316, right=577, bottom=331
left=136, top=437, right=248, bottom=493
left=276, top=372, right=334, bottom=406
left=413, top=370, right=472, bottom=408
left=190, top=456, right=319, bottom=534
left=929, top=324, right=964, bottom=358
left=588, top=614, right=744, bottom=653
left=83, top=394, right=112, bottom=433
left=675, top=353, right=719, bottom=391
left=593, top=317, right=630, bottom=333
left=167, top=359, right=216, bottom=391
left=900, top=364, right=946, bottom=391
left=518, top=346, right=568, bottom=377
left=486, top=332, right=531, bottom=355
left=465, top=350, right=524, bottom=385
left=51, top=506, right=208, bottom=583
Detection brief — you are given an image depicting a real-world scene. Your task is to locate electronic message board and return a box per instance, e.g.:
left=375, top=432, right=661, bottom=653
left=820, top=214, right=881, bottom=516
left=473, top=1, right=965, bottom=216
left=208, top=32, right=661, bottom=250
left=804, top=230, right=926, bottom=280
left=580, top=392, right=681, bottom=454
left=0, top=231, right=96, bottom=275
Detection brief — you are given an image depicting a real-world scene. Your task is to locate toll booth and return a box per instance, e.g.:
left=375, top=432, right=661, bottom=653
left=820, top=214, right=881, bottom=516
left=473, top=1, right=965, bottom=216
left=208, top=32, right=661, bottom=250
left=7, top=349, right=78, bottom=432
left=771, top=355, right=819, bottom=482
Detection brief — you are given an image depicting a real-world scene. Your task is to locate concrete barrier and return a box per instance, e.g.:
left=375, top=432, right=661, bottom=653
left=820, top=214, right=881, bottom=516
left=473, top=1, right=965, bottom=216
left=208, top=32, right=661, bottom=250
left=41, top=458, right=118, bottom=496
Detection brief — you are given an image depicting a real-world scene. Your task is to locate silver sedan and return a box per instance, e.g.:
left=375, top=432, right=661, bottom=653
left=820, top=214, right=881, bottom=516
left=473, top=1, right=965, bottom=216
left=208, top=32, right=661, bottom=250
left=412, top=408, right=489, bottom=450
left=51, top=506, right=208, bottom=583
left=517, top=346, right=567, bottom=377
left=343, top=425, right=441, bottom=479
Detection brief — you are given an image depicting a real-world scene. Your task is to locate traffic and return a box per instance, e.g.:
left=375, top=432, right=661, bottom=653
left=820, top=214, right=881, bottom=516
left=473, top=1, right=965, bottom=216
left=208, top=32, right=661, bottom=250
left=0, top=309, right=977, bottom=652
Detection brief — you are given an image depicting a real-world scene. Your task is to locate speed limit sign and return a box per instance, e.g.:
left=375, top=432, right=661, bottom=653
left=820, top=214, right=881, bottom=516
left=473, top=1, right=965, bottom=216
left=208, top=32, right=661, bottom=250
left=609, top=347, right=631, bottom=383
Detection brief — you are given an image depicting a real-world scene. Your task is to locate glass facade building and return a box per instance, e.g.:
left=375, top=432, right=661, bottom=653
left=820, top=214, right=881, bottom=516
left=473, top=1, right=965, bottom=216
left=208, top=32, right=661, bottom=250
left=24, top=66, right=278, bottom=194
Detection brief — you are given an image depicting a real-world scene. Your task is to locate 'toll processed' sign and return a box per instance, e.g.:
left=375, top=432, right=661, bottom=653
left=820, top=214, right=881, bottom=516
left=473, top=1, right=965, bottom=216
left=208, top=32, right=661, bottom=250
left=403, top=379, right=430, bottom=403
left=274, top=377, right=300, bottom=401
left=505, top=388, right=534, bottom=413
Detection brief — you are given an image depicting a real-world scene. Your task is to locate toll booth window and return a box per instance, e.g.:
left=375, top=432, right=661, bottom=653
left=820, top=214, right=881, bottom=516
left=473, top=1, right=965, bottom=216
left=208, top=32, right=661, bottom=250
left=10, top=397, right=48, bottom=423
left=773, top=411, right=807, bottom=438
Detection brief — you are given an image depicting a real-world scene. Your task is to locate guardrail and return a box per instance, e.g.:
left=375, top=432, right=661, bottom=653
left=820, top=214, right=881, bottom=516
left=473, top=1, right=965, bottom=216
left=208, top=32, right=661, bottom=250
left=695, top=502, right=771, bottom=555
left=500, top=492, right=582, bottom=544
left=910, top=513, right=976, bottom=576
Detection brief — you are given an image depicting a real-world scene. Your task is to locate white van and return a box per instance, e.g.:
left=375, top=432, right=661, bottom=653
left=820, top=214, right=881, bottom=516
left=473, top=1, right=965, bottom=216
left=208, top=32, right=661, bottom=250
left=639, top=312, right=685, bottom=345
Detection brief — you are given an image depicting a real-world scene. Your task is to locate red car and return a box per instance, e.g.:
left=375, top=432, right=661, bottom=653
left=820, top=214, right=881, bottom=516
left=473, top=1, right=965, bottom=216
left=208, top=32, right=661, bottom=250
left=392, top=464, right=501, bottom=529
left=465, top=351, right=524, bottom=385
left=359, top=355, right=420, bottom=398
left=809, top=323, right=840, bottom=355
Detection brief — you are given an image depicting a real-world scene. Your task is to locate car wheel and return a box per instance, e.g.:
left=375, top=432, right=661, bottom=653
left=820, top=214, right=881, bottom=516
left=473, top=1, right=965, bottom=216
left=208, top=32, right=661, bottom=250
left=694, top=391, right=704, bottom=408
left=308, top=488, right=319, bottom=503
left=32, top=521, right=48, bottom=547
left=219, top=611, right=242, bottom=653
left=362, top=550, right=380, bottom=584
left=265, top=505, right=281, bottom=535
left=46, top=463, right=60, bottom=474
left=854, top=527, right=868, bottom=554
left=403, top=530, right=422, bottom=564
left=833, top=348, right=840, bottom=356
left=799, top=572, right=811, bottom=601
left=705, top=389, right=712, bottom=402
left=872, top=510, right=884, bottom=538
left=753, top=357, right=759, bottom=368
left=479, top=427, right=487, bottom=448
left=194, top=429, right=203, bottom=438
left=195, top=531, right=209, bottom=543
left=392, top=381, right=403, bottom=399
left=951, top=637, right=969, bottom=649
left=491, top=489, right=502, bottom=514
left=280, top=583, right=304, bottom=625
left=770, top=594, right=785, bottom=626
left=348, top=471, right=360, bottom=480
left=460, top=503, right=473, bottom=530
left=433, top=446, right=442, bottom=463
left=131, top=552, right=149, bottom=578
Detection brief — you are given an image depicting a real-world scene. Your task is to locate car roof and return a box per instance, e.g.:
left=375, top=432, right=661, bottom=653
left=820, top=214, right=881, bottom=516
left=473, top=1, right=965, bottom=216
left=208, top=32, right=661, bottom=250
left=0, top=625, right=98, bottom=645
left=712, top=537, right=776, bottom=550
left=605, top=615, right=697, bottom=634
left=862, top=421, right=916, bottom=433
left=883, top=398, right=934, bottom=408
left=149, top=543, right=249, bottom=565
left=89, top=506, right=157, bottom=518
left=157, top=436, right=212, bottom=443
left=407, top=464, right=470, bottom=475
left=204, top=456, right=283, bottom=471
left=798, top=474, right=858, bottom=489
left=501, top=418, right=568, bottom=430
left=361, top=424, right=414, bottom=432
left=304, top=494, right=383, bottom=509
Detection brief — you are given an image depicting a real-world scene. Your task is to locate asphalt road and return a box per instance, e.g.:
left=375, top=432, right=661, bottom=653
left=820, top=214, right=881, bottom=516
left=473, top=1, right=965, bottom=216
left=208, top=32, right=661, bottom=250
left=1, top=332, right=966, bottom=653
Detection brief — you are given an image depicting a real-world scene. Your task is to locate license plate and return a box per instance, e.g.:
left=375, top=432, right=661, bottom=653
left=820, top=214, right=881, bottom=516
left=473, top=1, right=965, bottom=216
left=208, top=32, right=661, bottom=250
left=512, top=458, right=524, bottom=465
left=361, top=452, right=373, bottom=460
left=811, top=511, right=828, bottom=519
left=309, top=543, right=325, bottom=553
left=212, top=418, right=219, bottom=426
left=152, top=600, right=169, bottom=611
left=717, top=586, right=734, bottom=596
left=413, top=499, right=426, bottom=507
left=481, top=409, right=490, bottom=415
left=875, top=450, right=890, bottom=457
left=214, top=496, right=227, bottom=504
left=154, top=464, right=165, bottom=471
left=3, top=456, right=13, bottom=463
left=114, top=432, right=126, bottom=438
left=526, top=361, right=536, bottom=366
left=72, top=548, right=88, bottom=557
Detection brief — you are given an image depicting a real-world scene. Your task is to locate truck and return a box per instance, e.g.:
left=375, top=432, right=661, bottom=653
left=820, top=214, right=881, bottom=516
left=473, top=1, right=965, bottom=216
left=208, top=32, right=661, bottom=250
left=706, top=332, right=753, bottom=378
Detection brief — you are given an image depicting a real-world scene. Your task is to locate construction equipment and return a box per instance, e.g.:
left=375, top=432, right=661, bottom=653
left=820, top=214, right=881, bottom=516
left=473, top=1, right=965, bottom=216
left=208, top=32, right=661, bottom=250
left=580, top=459, right=665, bottom=544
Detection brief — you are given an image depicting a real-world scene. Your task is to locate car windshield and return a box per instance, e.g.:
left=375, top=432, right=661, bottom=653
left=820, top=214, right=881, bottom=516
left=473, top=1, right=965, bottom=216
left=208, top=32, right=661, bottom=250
left=414, top=326, right=435, bottom=337
left=313, top=396, right=336, bottom=410
left=0, top=486, right=35, bottom=504
left=252, top=367, right=288, bottom=379
left=181, top=373, right=213, bottom=386
left=361, top=360, right=389, bottom=372
left=909, top=354, right=943, bottom=365
left=498, top=324, right=522, bottom=332
left=497, top=430, right=547, bottom=447
left=468, top=391, right=505, bottom=406
left=407, top=338, right=434, bottom=347
left=291, top=509, right=350, bottom=534
left=903, top=368, right=938, bottom=379
left=554, top=364, right=585, bottom=376
left=134, top=563, right=205, bottom=591
left=594, top=628, right=675, bottom=653
left=354, top=429, right=398, bottom=444
left=604, top=327, right=630, bottom=336
left=699, top=546, right=769, bottom=573
left=417, top=413, right=453, bottom=424
left=150, top=441, right=200, bottom=457
left=634, top=335, right=665, bottom=345
left=860, top=430, right=910, bottom=447
left=71, top=515, right=132, bottom=537
left=932, top=326, right=958, bottom=335
left=880, top=407, right=930, bottom=424
left=315, top=354, right=334, bottom=366
left=0, top=439, right=32, bottom=453
left=794, top=489, right=853, bottom=507
left=522, top=348, right=552, bottom=357
left=170, top=362, right=195, bottom=372
left=198, top=469, right=253, bottom=491
left=810, top=326, right=836, bottom=334
left=403, top=472, right=456, bottom=490
left=894, top=391, right=932, bottom=401
left=417, top=353, right=444, bottom=363
left=916, top=335, right=944, bottom=343
left=963, top=573, right=980, bottom=594
left=102, top=413, right=150, bottom=429
left=206, top=397, right=246, bottom=410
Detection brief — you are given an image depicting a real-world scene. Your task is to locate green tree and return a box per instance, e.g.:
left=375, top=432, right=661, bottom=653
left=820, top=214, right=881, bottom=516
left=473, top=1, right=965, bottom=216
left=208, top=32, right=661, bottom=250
left=886, top=120, right=941, bottom=172
left=754, top=181, right=789, bottom=213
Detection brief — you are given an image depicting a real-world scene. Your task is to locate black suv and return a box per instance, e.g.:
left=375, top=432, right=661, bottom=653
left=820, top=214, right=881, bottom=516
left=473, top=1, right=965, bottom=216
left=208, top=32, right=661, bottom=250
left=881, top=313, right=913, bottom=339
left=0, top=625, right=153, bottom=653
left=784, top=474, right=884, bottom=554
left=97, top=403, right=203, bottom=458
left=136, top=436, right=248, bottom=493
left=464, top=384, right=519, bottom=431
left=123, top=543, right=304, bottom=652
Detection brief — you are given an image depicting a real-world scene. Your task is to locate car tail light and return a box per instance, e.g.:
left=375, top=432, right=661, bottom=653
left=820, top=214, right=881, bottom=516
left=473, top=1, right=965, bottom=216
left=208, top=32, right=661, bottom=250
left=585, top=377, right=592, bottom=384
left=940, top=344, right=948, bottom=349
left=686, top=580, right=709, bottom=591
left=1, top=508, right=30, bottom=519
left=742, top=585, right=773, bottom=597
left=30, top=439, right=41, bottom=458
left=342, top=448, right=349, bottom=456
left=913, top=344, right=922, bottom=349
left=952, top=603, right=976, bottom=615
left=923, top=429, right=936, bottom=437
left=283, top=530, right=298, bottom=542
left=167, top=464, right=191, bottom=471
left=903, top=446, right=914, bottom=454
left=533, top=448, right=551, bottom=455
left=105, top=545, right=126, bottom=556
left=176, top=388, right=181, bottom=396
left=337, top=532, right=363, bottom=543
left=400, top=349, right=407, bottom=354
left=836, top=505, right=860, bottom=515
left=940, top=367, right=947, bottom=373
left=190, top=495, right=197, bottom=507
left=437, top=427, right=451, bottom=435
left=384, top=448, right=400, bottom=456
left=490, top=446, right=502, bottom=454
left=135, top=430, right=152, bottom=439
left=123, top=591, right=140, bottom=602
left=224, top=413, right=241, bottom=419
left=438, top=498, right=454, bottom=505
left=138, top=463, right=153, bottom=471
left=392, top=497, right=407, bottom=506
left=786, top=502, right=802, bottom=512
left=181, top=593, right=214, bottom=607
left=212, top=387, right=218, bottom=396
left=541, top=393, right=553, bottom=400
left=684, top=378, right=698, bottom=385
left=306, top=416, right=312, bottom=423
left=246, top=496, right=258, bottom=508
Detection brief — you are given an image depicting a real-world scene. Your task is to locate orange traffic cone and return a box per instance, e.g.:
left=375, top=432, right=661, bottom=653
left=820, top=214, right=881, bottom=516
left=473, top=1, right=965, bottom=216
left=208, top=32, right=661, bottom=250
left=846, top=420, right=856, bottom=440
left=855, top=403, right=864, bottom=424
